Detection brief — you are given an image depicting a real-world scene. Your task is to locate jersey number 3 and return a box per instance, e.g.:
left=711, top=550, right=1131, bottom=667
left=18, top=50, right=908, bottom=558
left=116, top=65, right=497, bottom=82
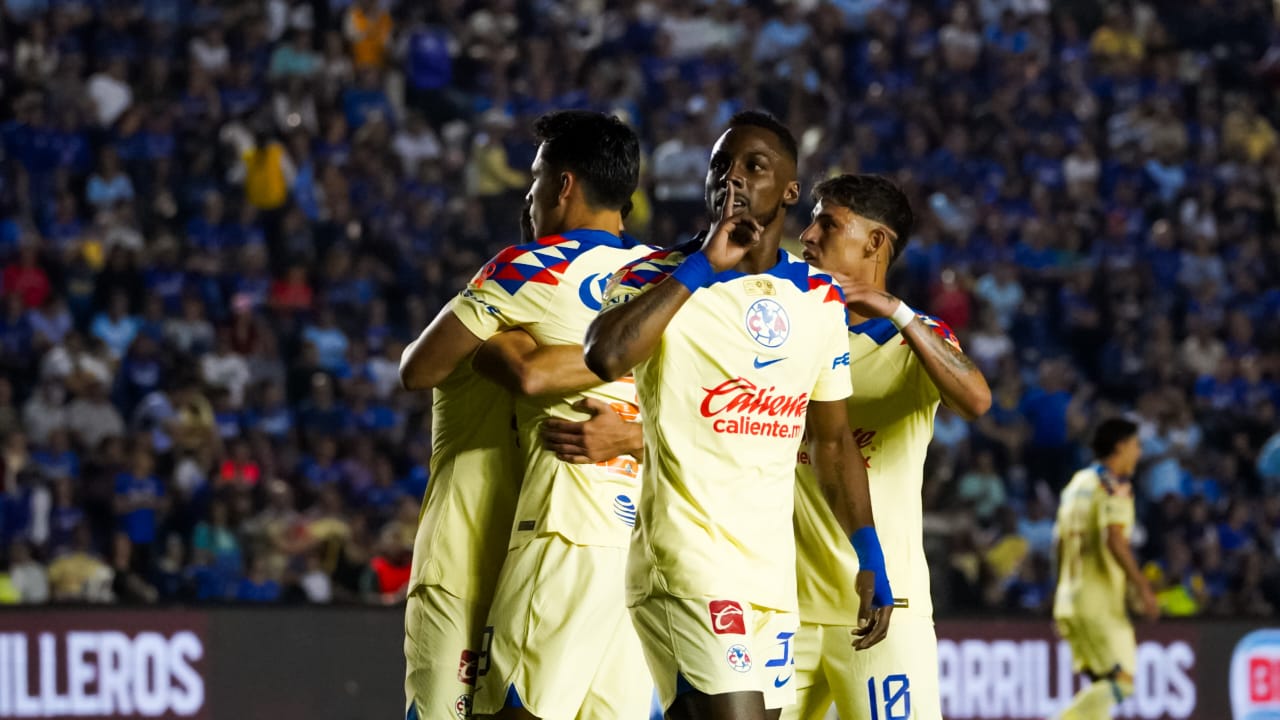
left=867, top=674, right=910, bottom=720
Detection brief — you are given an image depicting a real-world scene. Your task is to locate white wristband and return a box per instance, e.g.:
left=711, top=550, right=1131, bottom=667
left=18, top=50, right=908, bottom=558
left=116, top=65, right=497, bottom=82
left=889, top=301, right=916, bottom=330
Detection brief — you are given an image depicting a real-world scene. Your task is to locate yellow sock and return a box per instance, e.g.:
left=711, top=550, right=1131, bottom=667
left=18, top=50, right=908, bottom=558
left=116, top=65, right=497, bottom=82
left=1058, top=680, right=1118, bottom=720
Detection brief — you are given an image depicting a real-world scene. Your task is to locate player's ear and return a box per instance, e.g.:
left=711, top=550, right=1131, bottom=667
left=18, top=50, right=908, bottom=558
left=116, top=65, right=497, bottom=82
left=867, top=226, right=891, bottom=257
left=557, top=171, right=573, bottom=205
left=782, top=179, right=800, bottom=208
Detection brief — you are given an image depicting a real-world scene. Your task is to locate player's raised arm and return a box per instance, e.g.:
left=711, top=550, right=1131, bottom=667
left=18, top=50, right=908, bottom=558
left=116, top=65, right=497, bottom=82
left=841, top=286, right=992, bottom=421
left=806, top=398, right=893, bottom=649
left=472, top=329, right=606, bottom=398
left=399, top=304, right=483, bottom=391
left=585, top=182, right=762, bottom=381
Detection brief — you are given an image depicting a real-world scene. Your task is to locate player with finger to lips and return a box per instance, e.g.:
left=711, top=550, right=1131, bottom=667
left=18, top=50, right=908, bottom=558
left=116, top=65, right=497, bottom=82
left=584, top=113, right=895, bottom=720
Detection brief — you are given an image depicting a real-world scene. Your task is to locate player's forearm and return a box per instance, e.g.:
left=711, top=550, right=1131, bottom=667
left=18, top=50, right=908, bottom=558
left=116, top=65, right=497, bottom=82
left=473, top=333, right=601, bottom=397
left=1106, top=531, right=1153, bottom=596
left=810, top=436, right=876, bottom=532
left=900, top=321, right=992, bottom=420
left=585, top=278, right=692, bottom=382
left=809, top=404, right=894, bottom=606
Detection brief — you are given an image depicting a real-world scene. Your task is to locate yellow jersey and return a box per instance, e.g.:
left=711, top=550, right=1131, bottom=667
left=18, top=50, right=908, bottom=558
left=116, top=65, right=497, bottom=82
left=794, top=314, right=958, bottom=624
left=601, top=242, right=853, bottom=612
left=1053, top=465, right=1136, bottom=620
left=408, top=350, right=519, bottom=601
left=452, top=229, right=655, bottom=549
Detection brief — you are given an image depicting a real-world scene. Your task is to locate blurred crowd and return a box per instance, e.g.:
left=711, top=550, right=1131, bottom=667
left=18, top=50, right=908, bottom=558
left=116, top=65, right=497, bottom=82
left=0, top=0, right=1276, bottom=616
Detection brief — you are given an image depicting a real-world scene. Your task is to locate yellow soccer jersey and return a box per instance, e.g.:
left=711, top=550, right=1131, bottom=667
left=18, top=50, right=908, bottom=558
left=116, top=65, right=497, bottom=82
left=794, top=314, right=960, bottom=625
left=452, top=229, right=655, bottom=549
left=1053, top=465, right=1136, bottom=620
left=410, top=354, right=519, bottom=601
left=601, top=241, right=853, bottom=613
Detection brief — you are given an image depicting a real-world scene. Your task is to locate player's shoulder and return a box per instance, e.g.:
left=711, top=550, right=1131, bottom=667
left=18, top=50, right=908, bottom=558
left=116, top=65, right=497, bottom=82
left=609, top=238, right=698, bottom=292
left=915, top=313, right=963, bottom=350
left=1067, top=465, right=1101, bottom=489
left=1098, top=470, right=1134, bottom=499
left=476, top=230, right=641, bottom=295
left=769, top=251, right=846, bottom=306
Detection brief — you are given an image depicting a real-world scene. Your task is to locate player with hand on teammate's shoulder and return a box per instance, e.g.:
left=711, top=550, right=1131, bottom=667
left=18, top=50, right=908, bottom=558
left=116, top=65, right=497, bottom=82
left=785, top=174, right=991, bottom=720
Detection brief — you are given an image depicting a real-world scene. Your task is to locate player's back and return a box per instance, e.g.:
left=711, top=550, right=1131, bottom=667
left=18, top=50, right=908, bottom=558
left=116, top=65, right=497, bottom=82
left=1054, top=465, right=1134, bottom=620
left=794, top=314, right=957, bottom=624
left=604, top=242, right=852, bottom=612
left=452, top=229, right=655, bottom=550
left=409, top=357, right=518, bottom=601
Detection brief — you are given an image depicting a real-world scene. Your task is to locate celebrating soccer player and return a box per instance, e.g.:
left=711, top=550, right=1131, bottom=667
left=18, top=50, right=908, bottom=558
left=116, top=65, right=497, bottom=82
left=585, top=112, right=893, bottom=720
left=783, top=174, right=992, bottom=720
left=399, top=110, right=654, bottom=720
left=1053, top=418, right=1159, bottom=720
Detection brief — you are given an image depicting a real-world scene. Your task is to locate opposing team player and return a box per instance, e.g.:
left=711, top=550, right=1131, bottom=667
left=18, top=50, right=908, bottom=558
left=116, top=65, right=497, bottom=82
left=1053, top=418, right=1159, bottom=720
left=783, top=175, right=991, bottom=720
left=398, top=110, right=652, bottom=720
left=585, top=112, right=893, bottom=720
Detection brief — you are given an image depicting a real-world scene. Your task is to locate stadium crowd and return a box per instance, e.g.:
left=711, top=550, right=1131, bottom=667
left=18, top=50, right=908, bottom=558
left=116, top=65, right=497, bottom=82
left=0, top=0, right=1277, bottom=619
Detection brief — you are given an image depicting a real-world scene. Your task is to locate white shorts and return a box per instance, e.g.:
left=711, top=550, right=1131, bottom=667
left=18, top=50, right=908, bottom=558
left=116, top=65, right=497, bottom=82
left=783, top=613, right=940, bottom=720
left=472, top=535, right=652, bottom=720
left=630, top=594, right=799, bottom=712
left=404, top=585, right=487, bottom=720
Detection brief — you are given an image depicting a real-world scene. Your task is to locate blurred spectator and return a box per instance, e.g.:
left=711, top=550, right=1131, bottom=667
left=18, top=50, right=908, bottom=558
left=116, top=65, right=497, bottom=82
left=300, top=550, right=332, bottom=603
left=7, top=540, right=49, bottom=603
left=192, top=499, right=242, bottom=596
left=343, top=0, right=392, bottom=71
left=956, top=450, right=1006, bottom=523
left=86, top=58, right=132, bottom=127
left=67, top=379, right=125, bottom=450
left=110, top=533, right=158, bottom=604
left=236, top=554, right=281, bottom=602
left=47, top=524, right=113, bottom=602
left=112, top=446, right=163, bottom=568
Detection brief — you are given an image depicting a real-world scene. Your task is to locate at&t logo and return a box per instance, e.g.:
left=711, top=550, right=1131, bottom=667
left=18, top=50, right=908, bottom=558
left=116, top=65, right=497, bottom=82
left=578, top=273, right=610, bottom=311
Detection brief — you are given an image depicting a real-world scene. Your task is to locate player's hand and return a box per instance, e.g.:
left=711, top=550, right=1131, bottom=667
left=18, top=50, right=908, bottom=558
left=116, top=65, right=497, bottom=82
left=837, top=282, right=902, bottom=320
left=541, top=398, right=640, bottom=463
left=701, top=182, right=763, bottom=272
left=851, top=569, right=893, bottom=650
left=1139, top=585, right=1160, bottom=622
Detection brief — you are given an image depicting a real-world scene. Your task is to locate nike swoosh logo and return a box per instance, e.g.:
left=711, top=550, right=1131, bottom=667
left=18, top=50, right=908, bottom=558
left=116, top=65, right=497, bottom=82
left=753, top=357, right=785, bottom=369
left=774, top=675, right=791, bottom=688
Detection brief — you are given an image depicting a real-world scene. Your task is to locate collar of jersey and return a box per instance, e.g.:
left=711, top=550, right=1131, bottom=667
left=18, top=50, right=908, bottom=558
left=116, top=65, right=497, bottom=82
left=552, top=228, right=639, bottom=249
left=679, top=236, right=804, bottom=286
left=849, top=317, right=899, bottom=345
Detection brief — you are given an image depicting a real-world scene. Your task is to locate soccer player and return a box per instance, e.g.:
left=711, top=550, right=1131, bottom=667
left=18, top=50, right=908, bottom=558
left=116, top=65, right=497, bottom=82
left=585, top=112, right=893, bottom=720
left=408, top=109, right=657, bottom=720
left=398, top=110, right=651, bottom=720
left=782, top=174, right=992, bottom=720
left=1053, top=417, right=1159, bottom=720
